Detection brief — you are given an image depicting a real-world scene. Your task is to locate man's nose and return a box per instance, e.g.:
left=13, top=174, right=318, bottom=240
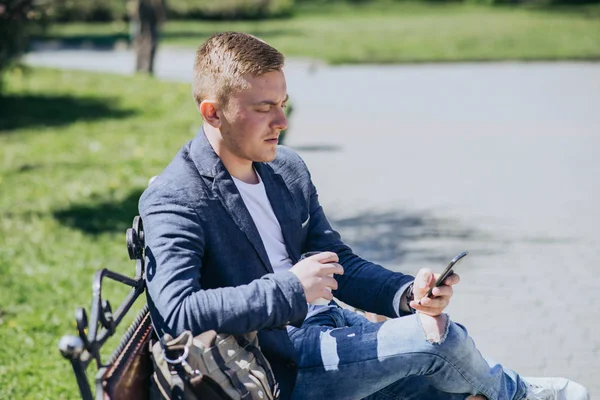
left=272, top=108, right=288, bottom=131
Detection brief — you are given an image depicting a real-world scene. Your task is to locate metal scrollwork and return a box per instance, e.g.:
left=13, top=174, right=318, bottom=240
left=59, top=216, right=147, bottom=400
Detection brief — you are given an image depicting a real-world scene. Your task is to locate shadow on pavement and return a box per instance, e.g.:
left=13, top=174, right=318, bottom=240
left=292, top=144, right=342, bottom=152
left=331, top=209, right=490, bottom=267
left=0, top=94, right=136, bottom=132
left=53, top=190, right=490, bottom=268
left=53, top=189, right=144, bottom=235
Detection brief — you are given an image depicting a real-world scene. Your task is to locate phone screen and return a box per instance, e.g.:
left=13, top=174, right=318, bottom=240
left=425, top=251, right=468, bottom=298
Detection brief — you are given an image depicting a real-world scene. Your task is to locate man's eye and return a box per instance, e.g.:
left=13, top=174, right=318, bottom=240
left=281, top=103, right=287, bottom=109
left=257, top=107, right=270, bottom=113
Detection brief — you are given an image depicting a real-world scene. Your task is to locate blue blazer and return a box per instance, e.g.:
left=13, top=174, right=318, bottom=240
left=139, top=128, right=414, bottom=398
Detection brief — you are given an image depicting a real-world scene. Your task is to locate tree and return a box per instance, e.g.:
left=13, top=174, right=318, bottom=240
left=0, top=0, right=45, bottom=92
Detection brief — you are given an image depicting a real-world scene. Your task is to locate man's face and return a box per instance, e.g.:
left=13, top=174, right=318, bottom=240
left=218, top=69, right=288, bottom=164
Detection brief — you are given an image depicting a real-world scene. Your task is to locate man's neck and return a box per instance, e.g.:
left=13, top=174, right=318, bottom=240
left=229, top=164, right=259, bottom=184
left=204, top=124, right=259, bottom=184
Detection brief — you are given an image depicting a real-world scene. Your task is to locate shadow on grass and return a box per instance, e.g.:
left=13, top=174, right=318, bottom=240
left=162, top=27, right=304, bottom=41
left=494, top=1, right=600, bottom=17
left=0, top=95, right=136, bottom=132
left=31, top=27, right=302, bottom=50
left=30, top=33, right=130, bottom=50
left=53, top=189, right=144, bottom=235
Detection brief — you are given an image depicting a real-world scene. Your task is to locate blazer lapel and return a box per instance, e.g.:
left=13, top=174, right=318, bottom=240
left=189, top=128, right=273, bottom=274
left=213, top=169, right=274, bottom=274
left=256, top=163, right=302, bottom=264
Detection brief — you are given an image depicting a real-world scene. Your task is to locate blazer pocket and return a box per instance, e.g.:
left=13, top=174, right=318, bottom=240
left=301, top=214, right=310, bottom=229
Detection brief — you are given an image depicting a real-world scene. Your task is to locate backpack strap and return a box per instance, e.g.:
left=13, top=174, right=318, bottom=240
left=235, top=335, right=279, bottom=399
left=207, top=341, right=252, bottom=399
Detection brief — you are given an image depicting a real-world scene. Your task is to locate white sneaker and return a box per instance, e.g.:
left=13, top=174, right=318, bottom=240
left=523, top=377, right=589, bottom=400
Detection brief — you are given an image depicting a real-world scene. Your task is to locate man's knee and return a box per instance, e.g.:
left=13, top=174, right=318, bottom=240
left=417, top=316, right=480, bottom=376
left=376, top=313, right=461, bottom=361
left=413, top=314, right=475, bottom=368
left=417, top=313, right=450, bottom=344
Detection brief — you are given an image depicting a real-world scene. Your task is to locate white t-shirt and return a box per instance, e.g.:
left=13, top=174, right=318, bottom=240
left=232, top=172, right=332, bottom=321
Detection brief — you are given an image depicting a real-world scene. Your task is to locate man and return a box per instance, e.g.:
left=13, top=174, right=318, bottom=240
left=139, top=32, right=589, bottom=400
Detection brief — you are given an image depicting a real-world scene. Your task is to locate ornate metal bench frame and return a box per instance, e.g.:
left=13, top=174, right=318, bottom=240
left=59, top=216, right=154, bottom=400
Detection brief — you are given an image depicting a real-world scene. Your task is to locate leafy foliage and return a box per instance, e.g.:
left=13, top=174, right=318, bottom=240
left=46, top=0, right=128, bottom=22
left=0, top=0, right=46, bottom=91
left=44, top=0, right=295, bottom=21
left=35, top=0, right=600, bottom=22
left=168, top=0, right=295, bottom=19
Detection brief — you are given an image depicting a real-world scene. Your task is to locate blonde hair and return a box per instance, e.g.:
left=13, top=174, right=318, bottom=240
left=192, top=32, right=284, bottom=107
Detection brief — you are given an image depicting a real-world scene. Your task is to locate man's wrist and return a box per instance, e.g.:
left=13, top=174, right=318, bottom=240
left=400, top=282, right=417, bottom=315
left=406, top=282, right=417, bottom=314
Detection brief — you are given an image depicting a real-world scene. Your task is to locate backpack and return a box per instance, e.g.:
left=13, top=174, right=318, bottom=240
left=151, top=330, right=280, bottom=400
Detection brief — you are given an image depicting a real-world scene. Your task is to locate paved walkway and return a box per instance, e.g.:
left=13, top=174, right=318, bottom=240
left=26, top=48, right=600, bottom=396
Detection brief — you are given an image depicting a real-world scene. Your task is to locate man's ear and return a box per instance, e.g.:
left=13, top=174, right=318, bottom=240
left=199, top=100, right=221, bottom=128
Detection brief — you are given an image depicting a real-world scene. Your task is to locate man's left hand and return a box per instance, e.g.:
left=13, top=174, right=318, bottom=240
left=409, top=268, right=460, bottom=317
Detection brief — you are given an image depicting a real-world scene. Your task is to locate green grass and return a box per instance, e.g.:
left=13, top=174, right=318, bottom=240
left=0, top=68, right=201, bottom=399
left=38, top=2, right=600, bottom=63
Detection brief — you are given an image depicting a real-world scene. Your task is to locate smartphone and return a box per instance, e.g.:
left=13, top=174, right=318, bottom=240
left=424, top=251, right=468, bottom=298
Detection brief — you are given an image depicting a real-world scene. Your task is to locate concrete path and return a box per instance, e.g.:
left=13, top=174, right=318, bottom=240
left=25, top=48, right=600, bottom=396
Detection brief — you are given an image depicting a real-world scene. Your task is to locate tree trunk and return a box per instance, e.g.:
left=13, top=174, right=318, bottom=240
left=130, top=0, right=164, bottom=75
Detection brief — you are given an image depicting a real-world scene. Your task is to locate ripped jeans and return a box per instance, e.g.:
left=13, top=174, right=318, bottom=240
left=288, top=305, right=527, bottom=400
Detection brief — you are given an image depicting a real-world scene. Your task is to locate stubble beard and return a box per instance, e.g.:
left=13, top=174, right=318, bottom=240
left=223, top=130, right=277, bottom=164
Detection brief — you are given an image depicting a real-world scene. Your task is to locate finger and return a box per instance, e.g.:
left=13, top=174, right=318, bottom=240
left=322, top=276, right=338, bottom=291
left=414, top=268, right=433, bottom=297
left=426, top=271, right=436, bottom=287
left=321, top=262, right=344, bottom=276
left=409, top=301, right=443, bottom=317
left=430, top=285, right=453, bottom=298
left=321, top=288, right=334, bottom=300
left=411, top=297, right=448, bottom=311
left=312, top=251, right=339, bottom=263
left=417, top=296, right=449, bottom=308
left=444, top=273, right=460, bottom=286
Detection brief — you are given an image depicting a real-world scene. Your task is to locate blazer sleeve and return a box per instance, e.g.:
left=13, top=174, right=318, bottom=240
left=299, top=171, right=415, bottom=318
left=140, top=184, right=308, bottom=336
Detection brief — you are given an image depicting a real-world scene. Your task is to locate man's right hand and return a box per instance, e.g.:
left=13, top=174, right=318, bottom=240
left=289, top=252, right=344, bottom=304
